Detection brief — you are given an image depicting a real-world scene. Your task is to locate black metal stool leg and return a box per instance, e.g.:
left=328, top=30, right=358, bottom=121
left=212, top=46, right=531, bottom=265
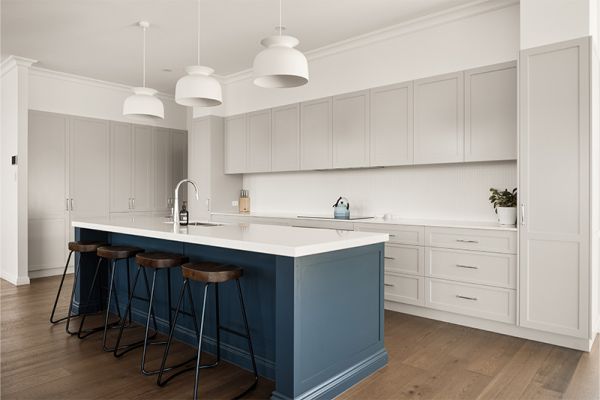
left=193, top=283, right=210, bottom=400
left=68, top=255, right=101, bottom=335
left=126, top=257, right=132, bottom=325
left=75, top=256, right=105, bottom=337
left=234, top=279, right=259, bottom=399
left=101, top=259, right=120, bottom=351
left=49, top=250, right=74, bottom=324
left=215, top=283, right=221, bottom=363
left=141, top=266, right=159, bottom=333
left=113, top=266, right=142, bottom=357
left=140, top=269, right=158, bottom=375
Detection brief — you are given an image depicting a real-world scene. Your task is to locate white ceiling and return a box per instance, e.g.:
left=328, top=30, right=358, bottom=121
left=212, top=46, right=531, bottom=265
left=2, top=0, right=477, bottom=93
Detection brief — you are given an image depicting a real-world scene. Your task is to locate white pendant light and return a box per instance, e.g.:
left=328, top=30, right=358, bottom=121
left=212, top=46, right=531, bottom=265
left=123, top=21, right=164, bottom=120
left=253, top=0, right=308, bottom=88
left=175, top=0, right=222, bottom=107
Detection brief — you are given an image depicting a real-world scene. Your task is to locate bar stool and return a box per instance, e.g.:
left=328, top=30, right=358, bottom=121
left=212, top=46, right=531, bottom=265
left=157, top=262, right=258, bottom=399
left=114, top=252, right=194, bottom=377
left=50, top=241, right=107, bottom=335
left=77, top=245, right=144, bottom=350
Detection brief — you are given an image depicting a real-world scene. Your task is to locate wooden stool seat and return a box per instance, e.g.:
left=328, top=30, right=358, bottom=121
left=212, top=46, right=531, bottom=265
left=181, top=262, right=243, bottom=283
left=135, top=252, right=189, bottom=269
left=68, top=241, right=108, bottom=253
left=97, top=246, right=144, bottom=260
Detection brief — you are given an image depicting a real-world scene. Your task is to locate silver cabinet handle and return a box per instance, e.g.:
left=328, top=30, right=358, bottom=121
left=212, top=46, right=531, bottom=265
left=456, top=295, right=478, bottom=301
left=384, top=256, right=395, bottom=260
left=128, top=198, right=131, bottom=209
left=207, top=198, right=211, bottom=212
left=456, top=239, right=478, bottom=244
left=70, top=198, right=74, bottom=211
left=66, top=198, right=69, bottom=211
left=384, top=283, right=395, bottom=287
left=521, top=203, right=525, bottom=225
left=456, top=264, right=478, bottom=269
left=389, top=234, right=397, bottom=237
left=132, top=198, right=135, bottom=209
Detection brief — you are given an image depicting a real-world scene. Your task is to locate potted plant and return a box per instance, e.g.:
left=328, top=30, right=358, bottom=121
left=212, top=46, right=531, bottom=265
left=489, top=188, right=517, bottom=225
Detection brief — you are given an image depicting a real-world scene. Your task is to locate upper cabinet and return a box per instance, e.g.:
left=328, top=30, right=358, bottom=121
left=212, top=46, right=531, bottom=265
left=224, top=114, right=247, bottom=174
left=332, top=90, right=370, bottom=168
left=247, top=110, right=272, bottom=173
left=131, top=126, right=154, bottom=212
left=370, top=82, right=414, bottom=167
left=465, top=62, right=517, bottom=162
left=153, top=127, right=173, bottom=212
left=109, top=122, right=133, bottom=213
left=272, top=104, right=300, bottom=172
left=414, top=72, right=464, bottom=164
left=223, top=61, right=517, bottom=174
left=300, top=98, right=332, bottom=170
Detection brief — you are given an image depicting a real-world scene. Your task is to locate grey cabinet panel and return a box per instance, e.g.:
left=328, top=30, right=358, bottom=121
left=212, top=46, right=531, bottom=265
left=247, top=110, right=272, bottom=173
left=172, top=129, right=188, bottom=203
left=224, top=114, right=247, bottom=174
left=300, top=98, right=332, bottom=170
left=332, top=90, right=370, bottom=168
left=370, top=82, right=414, bottom=166
left=109, top=122, right=133, bottom=213
left=465, top=62, right=517, bottom=162
left=272, top=104, right=300, bottom=172
left=133, top=126, right=154, bottom=211
left=414, top=72, right=464, bottom=164
left=153, top=127, right=173, bottom=211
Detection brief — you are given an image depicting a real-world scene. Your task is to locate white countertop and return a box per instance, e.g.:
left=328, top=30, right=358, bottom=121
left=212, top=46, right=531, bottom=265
left=210, top=211, right=518, bottom=231
left=72, top=216, right=388, bottom=257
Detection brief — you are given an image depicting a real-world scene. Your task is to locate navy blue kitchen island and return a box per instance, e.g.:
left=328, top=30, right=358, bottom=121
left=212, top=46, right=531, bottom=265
left=72, top=216, right=388, bottom=400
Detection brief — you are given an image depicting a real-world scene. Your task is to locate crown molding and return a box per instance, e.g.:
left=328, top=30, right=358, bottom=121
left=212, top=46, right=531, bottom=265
left=28, top=65, right=176, bottom=100
left=1, top=55, right=37, bottom=77
left=223, top=0, right=519, bottom=84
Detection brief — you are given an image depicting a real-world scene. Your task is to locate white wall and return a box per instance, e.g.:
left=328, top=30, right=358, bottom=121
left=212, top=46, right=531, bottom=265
left=0, top=57, right=33, bottom=285
left=29, top=67, right=187, bottom=129
left=224, top=3, right=520, bottom=222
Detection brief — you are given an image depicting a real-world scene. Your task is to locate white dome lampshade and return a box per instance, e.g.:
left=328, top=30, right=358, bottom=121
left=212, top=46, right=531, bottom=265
left=253, top=35, right=308, bottom=88
left=175, top=65, right=222, bottom=107
left=123, top=87, right=164, bottom=120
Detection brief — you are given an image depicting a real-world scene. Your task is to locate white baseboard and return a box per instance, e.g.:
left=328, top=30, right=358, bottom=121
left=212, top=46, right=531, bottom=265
left=385, top=300, right=592, bottom=352
left=0, top=271, right=30, bottom=286
left=29, top=266, right=72, bottom=279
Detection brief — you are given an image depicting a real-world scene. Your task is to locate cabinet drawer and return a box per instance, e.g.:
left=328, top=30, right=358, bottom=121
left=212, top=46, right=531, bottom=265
left=425, top=278, right=516, bottom=324
left=426, top=248, right=516, bottom=289
left=385, top=244, right=424, bottom=276
left=425, top=227, right=516, bottom=254
left=355, top=224, right=424, bottom=245
left=385, top=273, right=424, bottom=306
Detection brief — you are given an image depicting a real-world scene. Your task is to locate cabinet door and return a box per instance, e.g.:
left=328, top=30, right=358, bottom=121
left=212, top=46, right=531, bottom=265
left=414, top=72, right=464, bottom=164
left=28, top=111, right=70, bottom=271
left=69, top=117, right=109, bottom=218
left=224, top=114, right=247, bottom=174
left=109, top=122, right=132, bottom=213
left=171, top=130, right=188, bottom=204
left=332, top=90, right=370, bottom=168
left=519, top=38, right=590, bottom=338
left=153, top=127, right=173, bottom=212
left=247, top=110, right=272, bottom=173
left=271, top=104, right=300, bottom=171
left=370, top=82, right=413, bottom=166
left=132, top=125, right=154, bottom=211
left=300, top=98, right=332, bottom=170
left=465, top=62, right=517, bottom=161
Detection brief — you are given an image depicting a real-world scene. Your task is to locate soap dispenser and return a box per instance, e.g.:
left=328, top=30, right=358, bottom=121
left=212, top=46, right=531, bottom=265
left=179, top=201, right=189, bottom=226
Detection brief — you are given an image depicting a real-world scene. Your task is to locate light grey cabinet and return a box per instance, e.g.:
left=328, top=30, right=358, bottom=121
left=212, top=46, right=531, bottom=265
left=109, top=122, right=133, bottom=212
left=224, top=114, right=247, bottom=174
left=189, top=116, right=242, bottom=220
left=271, top=104, right=300, bottom=172
left=332, top=90, right=370, bottom=168
left=300, top=97, right=332, bottom=170
left=153, top=127, right=173, bottom=212
left=414, top=72, right=464, bottom=164
left=171, top=129, right=188, bottom=204
left=370, top=82, right=414, bottom=166
left=132, top=126, right=154, bottom=212
left=247, top=110, right=272, bottom=173
left=519, top=37, right=591, bottom=339
left=465, top=62, right=517, bottom=162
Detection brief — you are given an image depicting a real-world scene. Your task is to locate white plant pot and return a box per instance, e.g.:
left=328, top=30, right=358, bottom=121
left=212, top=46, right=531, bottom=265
left=497, top=207, right=517, bottom=225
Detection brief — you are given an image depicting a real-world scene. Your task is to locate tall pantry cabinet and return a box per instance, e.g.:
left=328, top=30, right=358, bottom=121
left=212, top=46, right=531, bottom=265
left=519, top=37, right=598, bottom=345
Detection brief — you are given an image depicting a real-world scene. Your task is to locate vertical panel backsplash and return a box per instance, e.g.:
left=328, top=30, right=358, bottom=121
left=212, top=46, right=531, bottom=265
left=242, top=161, right=517, bottom=222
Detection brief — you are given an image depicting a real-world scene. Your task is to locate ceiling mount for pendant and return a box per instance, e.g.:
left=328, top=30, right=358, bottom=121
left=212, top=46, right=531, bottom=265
left=123, top=20, right=164, bottom=120
left=175, top=0, right=222, bottom=107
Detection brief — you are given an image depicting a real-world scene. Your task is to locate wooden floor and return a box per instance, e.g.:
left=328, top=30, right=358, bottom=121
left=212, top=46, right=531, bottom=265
left=1, top=276, right=598, bottom=400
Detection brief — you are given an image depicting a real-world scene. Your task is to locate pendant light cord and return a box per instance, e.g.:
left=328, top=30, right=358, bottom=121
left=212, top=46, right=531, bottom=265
left=142, top=25, right=147, bottom=87
left=197, top=0, right=201, bottom=65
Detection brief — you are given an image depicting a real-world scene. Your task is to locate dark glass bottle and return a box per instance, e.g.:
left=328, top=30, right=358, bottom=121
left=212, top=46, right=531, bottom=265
left=179, top=201, right=189, bottom=226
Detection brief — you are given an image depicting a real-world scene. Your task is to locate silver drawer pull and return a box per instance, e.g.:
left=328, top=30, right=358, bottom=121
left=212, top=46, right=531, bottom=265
left=384, top=256, right=395, bottom=260
left=384, top=283, right=395, bottom=287
left=456, top=239, right=478, bottom=244
left=456, top=264, right=478, bottom=269
left=389, top=234, right=397, bottom=238
left=456, top=295, right=478, bottom=301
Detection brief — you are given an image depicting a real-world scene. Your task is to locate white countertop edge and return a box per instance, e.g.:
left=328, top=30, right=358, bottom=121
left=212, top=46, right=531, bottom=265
left=72, top=220, right=388, bottom=258
left=210, top=212, right=518, bottom=232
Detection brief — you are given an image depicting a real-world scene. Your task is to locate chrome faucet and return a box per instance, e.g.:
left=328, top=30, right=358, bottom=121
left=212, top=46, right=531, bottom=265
left=174, top=179, right=200, bottom=228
